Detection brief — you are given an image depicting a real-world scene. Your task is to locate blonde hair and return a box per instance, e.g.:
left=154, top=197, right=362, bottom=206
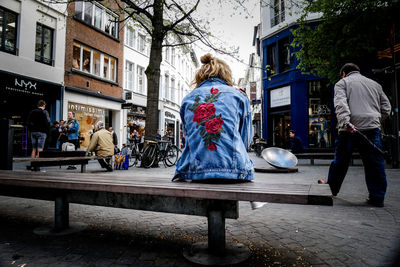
left=193, top=53, right=234, bottom=88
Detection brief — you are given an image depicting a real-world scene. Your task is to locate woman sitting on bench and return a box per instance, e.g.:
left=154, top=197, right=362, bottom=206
left=173, top=53, right=264, bottom=209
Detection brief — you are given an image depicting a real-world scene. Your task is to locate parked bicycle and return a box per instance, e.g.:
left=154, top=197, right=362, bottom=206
left=141, top=139, right=180, bottom=168
left=128, top=137, right=142, bottom=167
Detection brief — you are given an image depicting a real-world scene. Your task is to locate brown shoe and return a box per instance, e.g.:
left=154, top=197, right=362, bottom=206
left=318, top=179, right=328, bottom=184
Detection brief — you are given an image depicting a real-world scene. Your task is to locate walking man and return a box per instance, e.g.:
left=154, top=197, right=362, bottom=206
left=318, top=63, right=391, bottom=207
left=88, top=121, right=114, bottom=172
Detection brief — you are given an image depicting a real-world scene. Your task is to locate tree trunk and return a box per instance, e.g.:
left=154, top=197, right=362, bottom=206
left=144, top=0, right=164, bottom=140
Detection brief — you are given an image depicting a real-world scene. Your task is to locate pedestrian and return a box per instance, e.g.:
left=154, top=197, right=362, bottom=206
left=27, top=100, right=50, bottom=170
left=289, top=130, right=304, bottom=154
left=108, top=126, right=119, bottom=154
left=156, top=129, right=162, bottom=139
left=47, top=121, right=60, bottom=149
left=88, top=121, right=114, bottom=172
left=318, top=63, right=391, bottom=207
left=173, top=53, right=264, bottom=209
left=65, top=111, right=80, bottom=169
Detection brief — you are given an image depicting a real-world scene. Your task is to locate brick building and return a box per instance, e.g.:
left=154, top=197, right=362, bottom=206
left=64, top=0, right=124, bottom=150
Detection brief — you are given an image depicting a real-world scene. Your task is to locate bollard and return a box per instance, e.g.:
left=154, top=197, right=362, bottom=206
left=0, top=119, right=14, bottom=170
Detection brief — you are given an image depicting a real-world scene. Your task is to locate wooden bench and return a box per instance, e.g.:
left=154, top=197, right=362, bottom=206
left=0, top=170, right=332, bottom=265
left=13, top=156, right=101, bottom=173
left=295, top=152, right=361, bottom=165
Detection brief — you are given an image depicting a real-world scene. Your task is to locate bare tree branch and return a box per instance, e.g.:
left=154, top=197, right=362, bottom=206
left=164, top=0, right=200, bottom=32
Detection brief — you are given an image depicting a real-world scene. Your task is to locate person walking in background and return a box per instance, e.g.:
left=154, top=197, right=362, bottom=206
left=173, top=53, right=264, bottom=210
left=289, top=130, right=304, bottom=154
left=27, top=100, right=50, bottom=170
left=88, top=121, right=114, bottom=172
left=65, top=111, right=80, bottom=170
left=318, top=63, right=391, bottom=207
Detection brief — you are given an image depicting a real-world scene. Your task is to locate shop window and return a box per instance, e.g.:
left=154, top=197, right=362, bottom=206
left=35, top=23, right=54, bottom=65
left=125, top=61, right=134, bottom=90
left=267, top=43, right=277, bottom=76
left=75, top=1, right=118, bottom=38
left=138, top=33, right=146, bottom=53
left=0, top=7, right=18, bottom=54
left=137, top=65, right=145, bottom=94
left=278, top=37, right=291, bottom=72
left=308, top=80, right=332, bottom=148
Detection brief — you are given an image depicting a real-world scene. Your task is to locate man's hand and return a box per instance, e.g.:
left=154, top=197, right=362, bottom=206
left=345, top=122, right=356, bottom=133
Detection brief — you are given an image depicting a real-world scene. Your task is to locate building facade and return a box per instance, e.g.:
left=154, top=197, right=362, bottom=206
left=64, top=0, right=124, bottom=150
left=123, top=20, right=198, bottom=147
left=260, top=1, right=332, bottom=149
left=0, top=0, right=67, bottom=156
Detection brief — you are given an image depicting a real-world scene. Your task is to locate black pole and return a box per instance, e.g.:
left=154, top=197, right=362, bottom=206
left=0, top=119, right=14, bottom=170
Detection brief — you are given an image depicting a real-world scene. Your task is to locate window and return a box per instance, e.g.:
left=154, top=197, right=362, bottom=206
left=165, top=75, right=169, bottom=99
left=35, top=23, right=54, bottom=65
left=171, top=78, right=175, bottom=102
left=0, top=7, right=18, bottom=54
left=165, top=47, right=170, bottom=62
left=125, top=61, right=134, bottom=90
left=278, top=37, right=291, bottom=72
left=171, top=48, right=175, bottom=66
left=137, top=66, right=145, bottom=93
left=72, top=42, right=117, bottom=82
left=75, top=1, right=118, bottom=38
left=270, top=0, right=285, bottom=27
left=125, top=26, right=135, bottom=48
left=267, top=43, right=277, bottom=75
left=138, top=34, right=146, bottom=53
left=308, top=80, right=332, bottom=148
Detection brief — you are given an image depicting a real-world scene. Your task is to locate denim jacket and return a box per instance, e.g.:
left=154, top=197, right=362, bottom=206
left=66, top=119, right=80, bottom=140
left=174, top=78, right=254, bottom=181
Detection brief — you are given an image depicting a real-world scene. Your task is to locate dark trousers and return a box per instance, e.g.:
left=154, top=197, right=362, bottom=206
left=98, top=157, right=112, bottom=171
left=327, top=129, right=387, bottom=202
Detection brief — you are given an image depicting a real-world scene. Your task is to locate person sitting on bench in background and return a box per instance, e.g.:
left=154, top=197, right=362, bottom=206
left=88, top=121, right=114, bottom=172
left=173, top=53, right=265, bottom=210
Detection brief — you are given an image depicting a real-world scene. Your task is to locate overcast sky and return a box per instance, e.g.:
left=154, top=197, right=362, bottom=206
left=193, top=0, right=260, bottom=82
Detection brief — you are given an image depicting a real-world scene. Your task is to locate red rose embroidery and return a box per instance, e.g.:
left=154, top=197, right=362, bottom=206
left=210, top=87, right=219, bottom=94
left=205, top=117, right=224, bottom=134
left=193, top=103, right=215, bottom=124
left=208, top=142, right=217, bottom=151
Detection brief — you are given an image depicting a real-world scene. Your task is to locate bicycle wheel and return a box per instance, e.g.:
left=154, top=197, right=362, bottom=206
left=129, top=150, right=139, bottom=167
left=164, top=145, right=179, bottom=167
left=141, top=144, right=156, bottom=168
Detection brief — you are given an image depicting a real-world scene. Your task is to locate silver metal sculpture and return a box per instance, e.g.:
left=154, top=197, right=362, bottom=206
left=261, top=147, right=298, bottom=169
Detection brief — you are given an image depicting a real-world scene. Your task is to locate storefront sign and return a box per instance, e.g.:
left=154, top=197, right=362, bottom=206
left=165, top=111, right=176, bottom=119
left=250, top=82, right=257, bottom=101
left=121, top=103, right=134, bottom=109
left=270, top=86, right=291, bottom=108
left=0, top=70, right=61, bottom=98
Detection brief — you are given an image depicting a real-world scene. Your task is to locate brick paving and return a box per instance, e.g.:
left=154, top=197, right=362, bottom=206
left=0, top=153, right=399, bottom=266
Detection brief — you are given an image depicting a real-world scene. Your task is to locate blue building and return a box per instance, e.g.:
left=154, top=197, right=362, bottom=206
left=260, top=3, right=333, bottom=150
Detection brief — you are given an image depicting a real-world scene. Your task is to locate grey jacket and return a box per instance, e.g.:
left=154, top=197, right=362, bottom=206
left=334, top=71, right=391, bottom=131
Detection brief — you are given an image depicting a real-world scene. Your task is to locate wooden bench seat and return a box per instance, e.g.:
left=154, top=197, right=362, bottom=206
left=13, top=156, right=102, bottom=173
left=0, top=170, right=332, bottom=264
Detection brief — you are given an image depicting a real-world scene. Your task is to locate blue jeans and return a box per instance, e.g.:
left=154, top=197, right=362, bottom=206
left=327, top=129, right=387, bottom=202
left=31, top=132, right=47, bottom=150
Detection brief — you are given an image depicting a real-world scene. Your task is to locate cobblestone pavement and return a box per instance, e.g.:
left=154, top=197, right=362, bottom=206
left=1, top=154, right=399, bottom=266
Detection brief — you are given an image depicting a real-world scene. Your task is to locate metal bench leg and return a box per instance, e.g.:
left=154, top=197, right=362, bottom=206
left=55, top=196, right=69, bottom=232
left=81, top=164, right=87, bottom=173
left=311, top=158, right=315, bottom=165
left=208, top=210, right=225, bottom=254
